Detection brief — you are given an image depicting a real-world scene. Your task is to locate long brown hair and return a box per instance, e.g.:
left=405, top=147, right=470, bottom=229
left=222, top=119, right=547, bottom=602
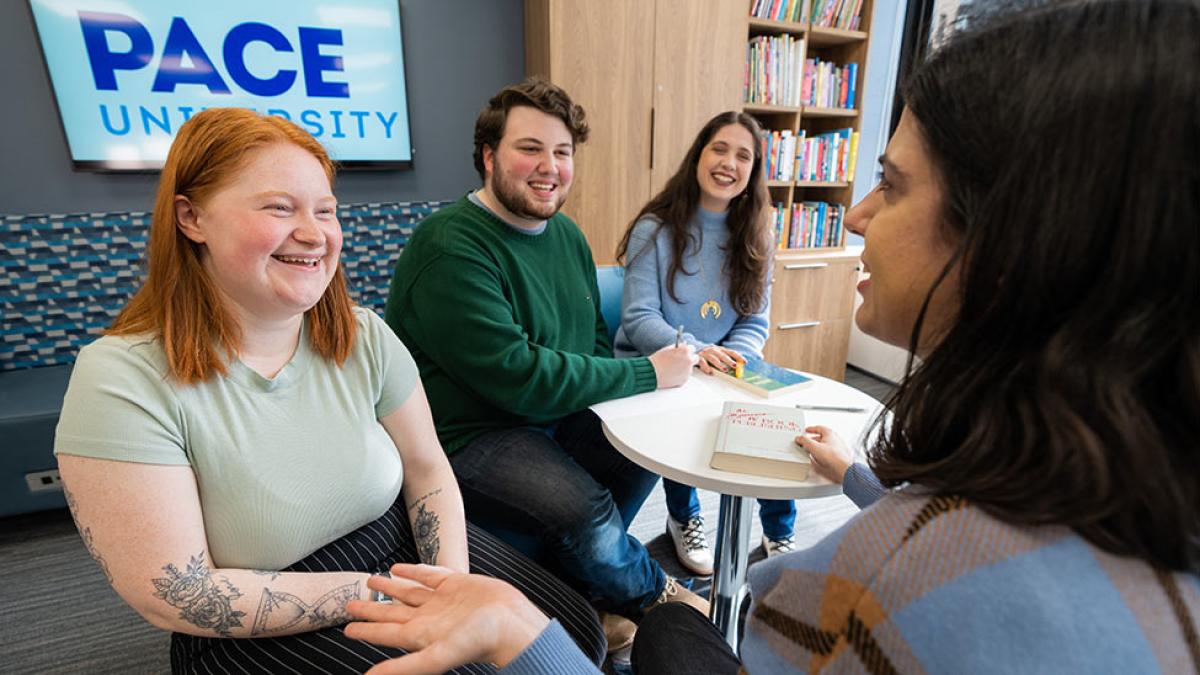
left=872, top=0, right=1200, bottom=572
left=109, top=108, right=356, bottom=383
left=615, top=112, right=772, bottom=316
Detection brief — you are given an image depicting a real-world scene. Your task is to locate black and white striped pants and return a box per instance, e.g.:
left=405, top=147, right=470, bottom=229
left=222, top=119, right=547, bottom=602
left=170, top=497, right=605, bottom=674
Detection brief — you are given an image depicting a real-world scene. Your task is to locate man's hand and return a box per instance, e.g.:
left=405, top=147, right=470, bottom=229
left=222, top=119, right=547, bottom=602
left=697, top=346, right=745, bottom=375
left=794, top=425, right=853, bottom=483
left=648, top=344, right=698, bottom=388
left=345, top=564, right=550, bottom=675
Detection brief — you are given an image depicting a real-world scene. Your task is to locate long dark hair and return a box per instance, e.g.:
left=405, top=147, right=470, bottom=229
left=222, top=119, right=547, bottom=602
left=870, top=0, right=1200, bottom=572
left=615, top=112, right=772, bottom=316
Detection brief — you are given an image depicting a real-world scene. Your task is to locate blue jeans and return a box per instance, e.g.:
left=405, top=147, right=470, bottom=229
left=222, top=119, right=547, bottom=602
left=662, top=479, right=797, bottom=540
left=449, top=409, right=666, bottom=615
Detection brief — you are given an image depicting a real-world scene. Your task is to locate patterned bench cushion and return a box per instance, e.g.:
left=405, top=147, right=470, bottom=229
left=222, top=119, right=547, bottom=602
left=0, top=201, right=449, bottom=371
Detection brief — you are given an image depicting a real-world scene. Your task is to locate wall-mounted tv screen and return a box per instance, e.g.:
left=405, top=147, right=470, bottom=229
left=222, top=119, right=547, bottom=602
left=27, top=0, right=413, bottom=170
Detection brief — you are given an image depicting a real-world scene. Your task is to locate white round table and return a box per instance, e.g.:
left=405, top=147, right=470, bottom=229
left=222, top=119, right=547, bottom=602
left=590, top=371, right=882, bottom=650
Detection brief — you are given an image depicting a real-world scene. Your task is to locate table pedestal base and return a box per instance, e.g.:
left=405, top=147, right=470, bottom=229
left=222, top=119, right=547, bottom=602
left=709, top=493, right=754, bottom=650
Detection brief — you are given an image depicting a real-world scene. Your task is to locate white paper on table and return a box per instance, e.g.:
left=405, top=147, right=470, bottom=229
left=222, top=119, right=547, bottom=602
left=590, top=374, right=724, bottom=421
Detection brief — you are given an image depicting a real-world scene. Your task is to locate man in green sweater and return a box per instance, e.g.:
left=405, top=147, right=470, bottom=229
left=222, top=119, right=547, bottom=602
left=384, top=78, right=705, bottom=643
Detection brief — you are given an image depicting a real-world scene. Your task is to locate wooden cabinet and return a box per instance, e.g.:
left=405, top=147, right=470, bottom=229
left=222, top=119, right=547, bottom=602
left=524, top=0, right=745, bottom=265
left=649, top=0, right=747, bottom=195
left=763, top=250, right=860, bottom=379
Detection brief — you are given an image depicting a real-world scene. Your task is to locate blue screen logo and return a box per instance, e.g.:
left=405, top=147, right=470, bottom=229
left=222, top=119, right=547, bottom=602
left=29, top=1, right=413, bottom=167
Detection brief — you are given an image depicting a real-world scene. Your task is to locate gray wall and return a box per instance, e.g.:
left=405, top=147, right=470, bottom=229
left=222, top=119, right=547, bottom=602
left=0, top=0, right=524, bottom=216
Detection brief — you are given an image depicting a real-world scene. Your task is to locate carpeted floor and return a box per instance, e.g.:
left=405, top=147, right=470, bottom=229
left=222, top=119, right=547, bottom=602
left=0, top=367, right=893, bottom=674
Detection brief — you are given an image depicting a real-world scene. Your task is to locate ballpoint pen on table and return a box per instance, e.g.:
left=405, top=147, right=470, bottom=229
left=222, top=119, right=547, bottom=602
left=795, top=404, right=868, bottom=413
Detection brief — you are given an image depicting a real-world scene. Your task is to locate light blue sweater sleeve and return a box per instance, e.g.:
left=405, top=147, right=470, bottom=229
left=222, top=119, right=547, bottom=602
left=619, top=217, right=695, bottom=355
left=843, top=462, right=887, bottom=508
left=499, top=620, right=602, bottom=675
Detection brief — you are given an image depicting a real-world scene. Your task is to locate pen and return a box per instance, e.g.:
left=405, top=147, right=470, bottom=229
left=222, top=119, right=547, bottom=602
left=795, top=404, right=867, bottom=413
left=674, top=324, right=684, bottom=348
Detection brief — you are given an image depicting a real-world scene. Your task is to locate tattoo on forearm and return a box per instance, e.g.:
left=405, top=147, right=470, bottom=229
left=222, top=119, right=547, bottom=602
left=62, top=484, right=113, bottom=585
left=409, top=489, right=442, bottom=565
left=152, top=552, right=247, bottom=637
left=250, top=582, right=361, bottom=635
left=251, top=569, right=281, bottom=581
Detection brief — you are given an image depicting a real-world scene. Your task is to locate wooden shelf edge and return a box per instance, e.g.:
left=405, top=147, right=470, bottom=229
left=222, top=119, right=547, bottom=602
left=743, top=102, right=802, bottom=114
left=807, top=25, right=868, bottom=46
left=747, top=18, right=868, bottom=46
left=748, top=17, right=808, bottom=35
left=766, top=180, right=793, bottom=188
left=802, top=106, right=858, bottom=118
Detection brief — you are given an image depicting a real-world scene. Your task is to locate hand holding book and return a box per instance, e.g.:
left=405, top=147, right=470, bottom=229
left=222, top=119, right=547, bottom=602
left=794, top=425, right=853, bottom=483
left=710, top=401, right=812, bottom=480
left=697, top=346, right=746, bottom=375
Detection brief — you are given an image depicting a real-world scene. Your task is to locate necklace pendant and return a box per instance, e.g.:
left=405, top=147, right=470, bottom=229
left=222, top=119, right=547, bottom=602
left=700, top=300, right=722, bottom=319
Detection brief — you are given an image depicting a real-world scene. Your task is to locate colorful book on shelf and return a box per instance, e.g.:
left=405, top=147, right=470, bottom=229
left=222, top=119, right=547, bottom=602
left=710, top=401, right=811, bottom=480
left=846, top=62, right=858, bottom=108
left=847, top=130, right=860, bottom=181
left=712, top=357, right=814, bottom=397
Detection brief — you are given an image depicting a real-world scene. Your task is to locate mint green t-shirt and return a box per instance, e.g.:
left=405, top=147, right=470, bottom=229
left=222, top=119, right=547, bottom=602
left=54, top=307, right=418, bottom=570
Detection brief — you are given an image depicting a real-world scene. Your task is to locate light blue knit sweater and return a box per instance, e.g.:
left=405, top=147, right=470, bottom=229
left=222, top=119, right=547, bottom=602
left=614, top=209, right=770, bottom=360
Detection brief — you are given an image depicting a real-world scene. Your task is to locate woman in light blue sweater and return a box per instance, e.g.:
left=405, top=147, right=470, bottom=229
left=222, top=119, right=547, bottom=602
left=611, top=111, right=793, bottom=574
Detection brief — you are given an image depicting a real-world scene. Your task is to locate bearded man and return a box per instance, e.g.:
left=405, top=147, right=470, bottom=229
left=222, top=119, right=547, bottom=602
left=384, top=78, right=704, bottom=653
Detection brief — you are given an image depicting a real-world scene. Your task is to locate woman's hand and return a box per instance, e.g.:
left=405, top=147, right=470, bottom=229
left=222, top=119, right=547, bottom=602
left=795, top=425, right=853, bottom=483
left=697, top=346, right=745, bottom=375
left=345, top=564, right=550, bottom=675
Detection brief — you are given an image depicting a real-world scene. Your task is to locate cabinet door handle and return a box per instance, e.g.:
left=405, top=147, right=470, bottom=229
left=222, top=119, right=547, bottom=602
left=783, top=263, right=828, bottom=270
left=777, top=321, right=821, bottom=330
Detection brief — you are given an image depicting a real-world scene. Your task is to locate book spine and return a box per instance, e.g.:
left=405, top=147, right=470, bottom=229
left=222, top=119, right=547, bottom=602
left=847, top=130, right=859, bottom=182
left=846, top=62, right=858, bottom=108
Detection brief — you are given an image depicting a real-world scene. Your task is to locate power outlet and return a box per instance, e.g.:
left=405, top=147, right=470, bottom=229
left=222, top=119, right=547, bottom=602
left=25, top=469, right=63, bottom=493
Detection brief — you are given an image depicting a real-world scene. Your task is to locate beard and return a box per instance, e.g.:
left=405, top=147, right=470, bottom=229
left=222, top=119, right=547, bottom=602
left=489, top=156, right=568, bottom=222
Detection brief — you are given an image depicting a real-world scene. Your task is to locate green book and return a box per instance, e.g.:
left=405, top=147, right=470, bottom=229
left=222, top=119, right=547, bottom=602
left=713, top=357, right=814, bottom=398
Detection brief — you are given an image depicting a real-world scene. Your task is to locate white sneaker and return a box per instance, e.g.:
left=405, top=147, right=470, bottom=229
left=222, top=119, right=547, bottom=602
left=667, top=516, right=714, bottom=576
left=762, top=534, right=796, bottom=558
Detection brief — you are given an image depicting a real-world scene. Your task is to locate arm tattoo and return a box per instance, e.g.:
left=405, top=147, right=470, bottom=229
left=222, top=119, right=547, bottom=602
left=250, top=582, right=361, bottom=635
left=152, top=552, right=247, bottom=637
left=409, top=489, right=442, bottom=565
left=62, top=484, right=114, bottom=585
left=251, top=569, right=281, bottom=581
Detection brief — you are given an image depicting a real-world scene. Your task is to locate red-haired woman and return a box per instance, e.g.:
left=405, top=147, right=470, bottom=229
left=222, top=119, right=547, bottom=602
left=54, top=108, right=602, bottom=673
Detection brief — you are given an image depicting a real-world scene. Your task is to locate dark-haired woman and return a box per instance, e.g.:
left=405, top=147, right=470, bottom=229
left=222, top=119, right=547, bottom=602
left=345, top=1, right=1199, bottom=672
left=611, top=111, right=801, bottom=572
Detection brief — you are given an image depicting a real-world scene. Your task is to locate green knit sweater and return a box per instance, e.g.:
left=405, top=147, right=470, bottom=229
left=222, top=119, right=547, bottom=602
left=385, top=196, right=658, bottom=454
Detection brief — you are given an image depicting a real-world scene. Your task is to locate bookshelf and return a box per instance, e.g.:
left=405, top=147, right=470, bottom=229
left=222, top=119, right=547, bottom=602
left=747, top=0, right=874, bottom=380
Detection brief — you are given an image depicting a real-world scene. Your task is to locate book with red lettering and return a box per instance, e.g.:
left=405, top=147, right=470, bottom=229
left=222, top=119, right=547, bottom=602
left=709, top=401, right=811, bottom=480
